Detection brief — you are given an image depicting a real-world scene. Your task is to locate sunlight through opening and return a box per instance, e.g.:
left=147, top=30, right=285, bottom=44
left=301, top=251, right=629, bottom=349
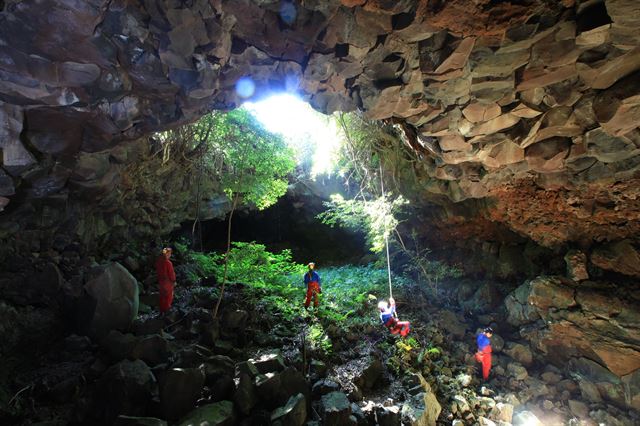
left=244, top=93, right=341, bottom=177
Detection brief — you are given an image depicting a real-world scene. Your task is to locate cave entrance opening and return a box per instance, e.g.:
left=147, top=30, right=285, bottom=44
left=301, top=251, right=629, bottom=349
left=185, top=93, right=369, bottom=266
left=244, top=93, right=342, bottom=178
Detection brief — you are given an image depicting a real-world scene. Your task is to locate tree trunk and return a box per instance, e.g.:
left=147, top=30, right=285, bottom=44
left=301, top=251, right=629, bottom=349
left=212, top=193, right=239, bottom=319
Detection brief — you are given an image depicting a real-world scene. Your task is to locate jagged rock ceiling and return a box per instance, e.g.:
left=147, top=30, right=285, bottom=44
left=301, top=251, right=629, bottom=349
left=1, top=0, right=640, bottom=249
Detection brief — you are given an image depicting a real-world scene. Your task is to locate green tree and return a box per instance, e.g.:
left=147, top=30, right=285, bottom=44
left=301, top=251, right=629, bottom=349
left=317, top=193, right=407, bottom=253
left=209, top=108, right=296, bottom=318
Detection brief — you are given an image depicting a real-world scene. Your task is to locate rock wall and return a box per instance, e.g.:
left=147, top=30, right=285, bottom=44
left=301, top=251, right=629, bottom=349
left=0, top=135, right=228, bottom=259
left=1, top=0, right=640, bottom=256
left=504, top=275, right=640, bottom=411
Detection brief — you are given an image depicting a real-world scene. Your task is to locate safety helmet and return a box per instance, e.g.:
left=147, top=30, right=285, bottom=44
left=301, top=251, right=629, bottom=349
left=308, top=262, right=315, bottom=269
left=484, top=327, right=493, bottom=334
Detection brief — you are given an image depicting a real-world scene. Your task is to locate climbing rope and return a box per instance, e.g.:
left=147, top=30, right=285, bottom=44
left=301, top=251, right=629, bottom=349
left=380, top=165, right=393, bottom=300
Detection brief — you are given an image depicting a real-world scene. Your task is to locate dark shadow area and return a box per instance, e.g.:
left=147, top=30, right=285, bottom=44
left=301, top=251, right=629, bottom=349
left=182, top=183, right=370, bottom=266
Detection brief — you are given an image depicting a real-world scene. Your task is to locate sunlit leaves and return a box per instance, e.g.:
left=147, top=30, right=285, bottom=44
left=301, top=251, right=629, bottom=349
left=317, top=194, right=408, bottom=252
left=204, top=109, right=296, bottom=210
left=159, top=108, right=295, bottom=211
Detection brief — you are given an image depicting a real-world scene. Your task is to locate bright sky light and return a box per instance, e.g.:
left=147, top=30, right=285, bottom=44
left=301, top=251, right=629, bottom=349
left=244, top=94, right=342, bottom=177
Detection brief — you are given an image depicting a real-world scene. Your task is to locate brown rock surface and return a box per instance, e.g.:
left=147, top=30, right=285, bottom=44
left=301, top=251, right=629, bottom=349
left=0, top=0, right=639, bottom=262
left=505, top=276, right=640, bottom=409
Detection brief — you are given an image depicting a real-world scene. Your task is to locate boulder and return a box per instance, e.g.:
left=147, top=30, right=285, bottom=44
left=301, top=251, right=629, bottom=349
left=210, top=375, right=234, bottom=402
left=310, top=359, right=328, bottom=378
left=354, top=357, right=383, bottom=390
left=222, top=309, right=248, bottom=329
left=132, top=317, right=164, bottom=336
left=591, top=240, right=640, bottom=277
left=114, top=417, right=167, bottom=426
left=504, top=343, right=533, bottom=366
left=213, top=340, right=233, bottom=355
left=589, top=409, right=632, bottom=426
left=504, top=286, right=541, bottom=327
left=98, top=360, right=157, bottom=423
left=491, top=334, right=505, bottom=353
left=321, top=391, right=352, bottom=426
left=233, top=373, right=257, bottom=416
left=490, top=402, right=513, bottom=423
left=541, top=371, right=562, bottom=384
left=567, top=357, right=630, bottom=406
left=567, top=399, right=589, bottom=418
left=622, top=368, right=640, bottom=411
left=507, top=363, right=528, bottom=380
left=477, top=417, right=497, bottom=426
left=455, top=374, right=472, bottom=388
left=0, top=168, right=15, bottom=196
left=101, top=330, right=139, bottom=362
left=255, top=372, right=282, bottom=408
left=173, top=345, right=214, bottom=368
left=130, top=335, right=169, bottom=366
left=512, top=411, right=543, bottom=426
left=351, top=402, right=367, bottom=426
left=1, top=263, right=65, bottom=306
left=235, top=360, right=261, bottom=378
left=439, top=310, right=467, bottom=338
left=160, top=368, right=206, bottom=420
left=250, top=350, right=286, bottom=374
left=376, top=405, right=401, bottom=426
left=518, top=377, right=550, bottom=403
left=400, top=374, right=441, bottom=426
left=83, top=262, right=139, bottom=339
left=204, top=355, right=235, bottom=384
left=270, top=393, right=307, bottom=426
left=564, top=250, right=589, bottom=281
left=278, top=367, right=310, bottom=406
left=178, top=401, right=235, bottom=426
left=451, top=395, right=470, bottom=414
left=312, top=379, right=341, bottom=397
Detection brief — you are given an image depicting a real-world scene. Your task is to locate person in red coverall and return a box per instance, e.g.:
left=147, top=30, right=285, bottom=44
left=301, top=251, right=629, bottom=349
left=475, top=327, right=493, bottom=381
left=155, top=247, right=176, bottom=314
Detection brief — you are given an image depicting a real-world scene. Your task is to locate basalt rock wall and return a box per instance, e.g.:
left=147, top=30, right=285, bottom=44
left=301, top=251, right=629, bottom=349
left=1, top=0, right=640, bottom=266
left=0, top=135, right=229, bottom=260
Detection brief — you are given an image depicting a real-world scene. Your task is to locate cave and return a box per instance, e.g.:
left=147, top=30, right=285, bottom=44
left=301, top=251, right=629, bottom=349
left=1, top=0, right=640, bottom=425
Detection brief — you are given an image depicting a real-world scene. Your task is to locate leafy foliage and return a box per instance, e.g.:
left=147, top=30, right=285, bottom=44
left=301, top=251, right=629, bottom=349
left=210, top=242, right=304, bottom=287
left=334, top=112, right=403, bottom=192
left=209, top=109, right=296, bottom=210
left=314, top=264, right=411, bottom=325
left=179, top=242, right=412, bottom=325
left=157, top=108, right=295, bottom=210
left=317, top=194, right=408, bottom=253
left=308, top=323, right=333, bottom=355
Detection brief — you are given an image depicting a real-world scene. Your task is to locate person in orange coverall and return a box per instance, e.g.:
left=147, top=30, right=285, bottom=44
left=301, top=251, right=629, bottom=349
left=303, top=262, right=321, bottom=309
left=155, top=247, right=176, bottom=314
left=475, top=327, right=493, bottom=381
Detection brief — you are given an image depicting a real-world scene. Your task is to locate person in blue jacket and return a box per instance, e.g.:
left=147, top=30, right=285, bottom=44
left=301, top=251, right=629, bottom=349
left=475, top=327, right=493, bottom=381
left=303, top=262, right=321, bottom=308
left=378, top=297, right=410, bottom=337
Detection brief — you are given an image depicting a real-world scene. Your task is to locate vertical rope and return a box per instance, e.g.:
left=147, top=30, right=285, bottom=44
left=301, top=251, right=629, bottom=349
left=380, top=165, right=393, bottom=299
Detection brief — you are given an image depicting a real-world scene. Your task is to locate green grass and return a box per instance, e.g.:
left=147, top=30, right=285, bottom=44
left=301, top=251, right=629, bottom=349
left=181, top=242, right=412, bottom=327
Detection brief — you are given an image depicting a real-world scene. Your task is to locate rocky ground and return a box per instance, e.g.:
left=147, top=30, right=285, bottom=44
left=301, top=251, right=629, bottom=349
left=1, top=253, right=639, bottom=426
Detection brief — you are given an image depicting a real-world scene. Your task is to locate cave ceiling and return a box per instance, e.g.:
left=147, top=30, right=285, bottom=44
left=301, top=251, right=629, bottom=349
left=1, top=0, right=640, bottom=248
